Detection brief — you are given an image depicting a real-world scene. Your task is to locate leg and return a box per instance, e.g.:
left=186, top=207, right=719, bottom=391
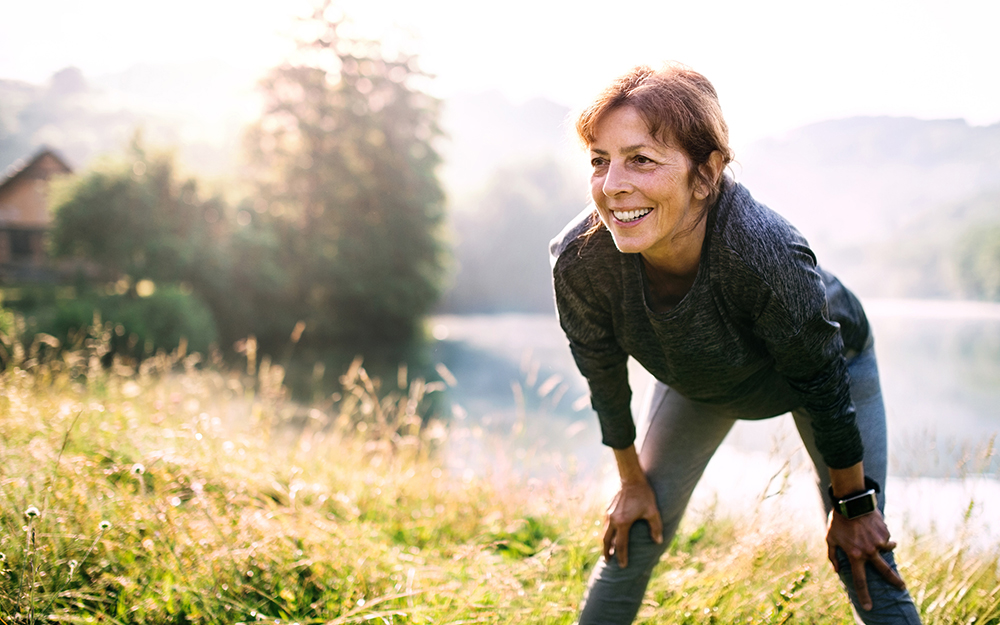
left=578, top=382, right=736, bottom=624
left=793, top=346, right=922, bottom=624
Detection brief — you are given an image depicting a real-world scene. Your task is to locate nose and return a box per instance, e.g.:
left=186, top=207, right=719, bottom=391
left=601, top=160, right=630, bottom=197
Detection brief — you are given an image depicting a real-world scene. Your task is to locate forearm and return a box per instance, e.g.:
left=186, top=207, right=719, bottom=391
left=613, top=445, right=647, bottom=485
left=828, top=461, right=866, bottom=498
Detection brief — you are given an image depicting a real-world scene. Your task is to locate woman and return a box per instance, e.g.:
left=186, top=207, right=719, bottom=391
left=550, top=63, right=922, bottom=624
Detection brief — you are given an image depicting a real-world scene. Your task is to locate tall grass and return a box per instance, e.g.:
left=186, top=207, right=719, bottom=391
left=0, top=320, right=998, bottom=623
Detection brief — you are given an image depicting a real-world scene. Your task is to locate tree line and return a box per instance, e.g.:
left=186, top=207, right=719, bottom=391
left=3, top=1, right=447, bottom=369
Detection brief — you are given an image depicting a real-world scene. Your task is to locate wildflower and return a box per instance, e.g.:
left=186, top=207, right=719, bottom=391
left=68, top=559, right=78, bottom=570
left=24, top=506, right=40, bottom=519
left=99, top=520, right=111, bottom=531
left=0, top=552, right=6, bottom=562
left=132, top=463, right=145, bottom=475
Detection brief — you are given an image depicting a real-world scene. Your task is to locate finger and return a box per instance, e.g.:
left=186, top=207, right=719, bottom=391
left=852, top=559, right=872, bottom=612
left=602, top=523, right=614, bottom=562
left=615, top=524, right=630, bottom=568
left=647, top=509, right=664, bottom=545
left=871, top=553, right=906, bottom=590
left=882, top=540, right=897, bottom=552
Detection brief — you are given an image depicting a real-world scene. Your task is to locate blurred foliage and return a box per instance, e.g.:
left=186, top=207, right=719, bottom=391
left=831, top=189, right=1000, bottom=301
left=956, top=223, right=1000, bottom=301
left=49, top=136, right=230, bottom=286
left=40, top=0, right=449, bottom=360
left=0, top=285, right=217, bottom=367
left=49, top=288, right=217, bottom=359
left=242, top=0, right=448, bottom=349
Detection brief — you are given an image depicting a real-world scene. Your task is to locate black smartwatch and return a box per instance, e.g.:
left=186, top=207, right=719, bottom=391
left=828, top=477, right=880, bottom=520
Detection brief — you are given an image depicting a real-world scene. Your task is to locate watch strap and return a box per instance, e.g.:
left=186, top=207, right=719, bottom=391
left=828, top=477, right=881, bottom=519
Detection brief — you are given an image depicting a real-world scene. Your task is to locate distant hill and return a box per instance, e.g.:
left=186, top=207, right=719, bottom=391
left=737, top=116, right=1000, bottom=298
left=436, top=92, right=586, bottom=313
left=438, top=91, right=583, bottom=203
left=0, top=63, right=258, bottom=176
left=738, top=116, right=1000, bottom=247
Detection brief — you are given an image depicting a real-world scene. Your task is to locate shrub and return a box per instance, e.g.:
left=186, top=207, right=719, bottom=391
left=34, top=286, right=217, bottom=358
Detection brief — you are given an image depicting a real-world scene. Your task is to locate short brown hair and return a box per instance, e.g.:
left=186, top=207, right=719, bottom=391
left=576, top=63, right=734, bottom=208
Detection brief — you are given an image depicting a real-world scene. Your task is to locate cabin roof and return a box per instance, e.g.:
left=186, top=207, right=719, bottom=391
left=0, top=147, right=73, bottom=194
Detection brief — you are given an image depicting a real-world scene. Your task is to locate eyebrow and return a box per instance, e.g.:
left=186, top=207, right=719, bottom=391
left=590, top=144, right=651, bottom=155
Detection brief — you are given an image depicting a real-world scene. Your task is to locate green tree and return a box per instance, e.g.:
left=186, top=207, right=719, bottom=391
left=47, top=139, right=231, bottom=354
left=49, top=138, right=230, bottom=286
left=48, top=138, right=297, bottom=352
left=243, top=0, right=448, bottom=349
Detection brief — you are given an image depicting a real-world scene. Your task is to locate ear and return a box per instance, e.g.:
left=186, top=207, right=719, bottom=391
left=693, top=150, right=726, bottom=201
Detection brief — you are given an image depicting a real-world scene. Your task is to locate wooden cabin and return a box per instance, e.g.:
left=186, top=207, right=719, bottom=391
left=0, top=148, right=72, bottom=282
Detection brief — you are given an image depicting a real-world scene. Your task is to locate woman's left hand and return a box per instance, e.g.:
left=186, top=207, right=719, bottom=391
left=826, top=509, right=904, bottom=611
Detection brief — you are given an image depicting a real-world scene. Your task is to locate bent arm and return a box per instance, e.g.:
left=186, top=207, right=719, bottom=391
left=553, top=251, right=634, bottom=448
left=603, top=445, right=663, bottom=568
left=826, top=461, right=905, bottom=611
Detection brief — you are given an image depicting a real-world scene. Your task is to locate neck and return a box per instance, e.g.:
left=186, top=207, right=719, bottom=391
left=638, top=215, right=707, bottom=313
left=640, top=210, right=708, bottom=278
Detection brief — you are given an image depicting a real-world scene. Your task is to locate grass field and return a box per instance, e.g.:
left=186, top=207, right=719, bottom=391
left=1, top=329, right=999, bottom=624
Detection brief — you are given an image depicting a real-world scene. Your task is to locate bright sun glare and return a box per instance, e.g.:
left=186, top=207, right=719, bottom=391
left=0, top=0, right=998, bottom=148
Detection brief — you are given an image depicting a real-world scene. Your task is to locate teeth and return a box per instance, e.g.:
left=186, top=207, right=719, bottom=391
left=614, top=208, right=652, bottom=222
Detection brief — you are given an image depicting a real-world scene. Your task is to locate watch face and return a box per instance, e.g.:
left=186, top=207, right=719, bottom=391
left=841, top=491, right=877, bottom=518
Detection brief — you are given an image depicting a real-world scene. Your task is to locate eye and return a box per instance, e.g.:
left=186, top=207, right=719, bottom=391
left=590, top=156, right=608, bottom=168
left=633, top=155, right=654, bottom=165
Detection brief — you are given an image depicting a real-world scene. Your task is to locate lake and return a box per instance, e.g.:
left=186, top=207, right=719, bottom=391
left=427, top=300, right=1000, bottom=545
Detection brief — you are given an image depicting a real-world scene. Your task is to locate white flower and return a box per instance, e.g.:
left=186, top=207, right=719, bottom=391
left=24, top=506, right=40, bottom=519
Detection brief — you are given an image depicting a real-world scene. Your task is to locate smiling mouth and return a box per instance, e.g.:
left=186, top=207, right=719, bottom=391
left=613, top=208, right=652, bottom=223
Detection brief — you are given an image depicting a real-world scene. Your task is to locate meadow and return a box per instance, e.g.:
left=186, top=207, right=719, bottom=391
left=1, top=321, right=999, bottom=624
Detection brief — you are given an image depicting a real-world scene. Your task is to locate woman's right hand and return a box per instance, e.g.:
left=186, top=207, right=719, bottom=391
left=603, top=476, right=663, bottom=568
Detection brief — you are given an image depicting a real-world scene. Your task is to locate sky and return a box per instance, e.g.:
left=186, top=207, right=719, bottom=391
left=1, top=0, right=998, bottom=149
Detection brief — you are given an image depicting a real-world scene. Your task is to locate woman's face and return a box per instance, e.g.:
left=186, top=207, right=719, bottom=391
left=589, top=106, right=709, bottom=263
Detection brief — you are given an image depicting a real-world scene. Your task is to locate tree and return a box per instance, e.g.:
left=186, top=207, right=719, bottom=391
left=48, top=137, right=298, bottom=352
left=49, top=137, right=229, bottom=287
left=47, top=138, right=233, bottom=354
left=243, top=0, right=448, bottom=350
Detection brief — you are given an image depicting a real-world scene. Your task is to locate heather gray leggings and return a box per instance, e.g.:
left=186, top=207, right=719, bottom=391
left=577, top=345, right=922, bottom=624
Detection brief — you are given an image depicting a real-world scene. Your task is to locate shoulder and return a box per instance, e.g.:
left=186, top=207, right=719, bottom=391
left=711, top=178, right=814, bottom=272
left=549, top=205, right=620, bottom=274
left=709, top=178, right=826, bottom=322
left=549, top=206, right=626, bottom=317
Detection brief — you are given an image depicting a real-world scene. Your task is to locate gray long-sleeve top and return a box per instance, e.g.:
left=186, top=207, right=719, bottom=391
left=550, top=177, right=870, bottom=470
